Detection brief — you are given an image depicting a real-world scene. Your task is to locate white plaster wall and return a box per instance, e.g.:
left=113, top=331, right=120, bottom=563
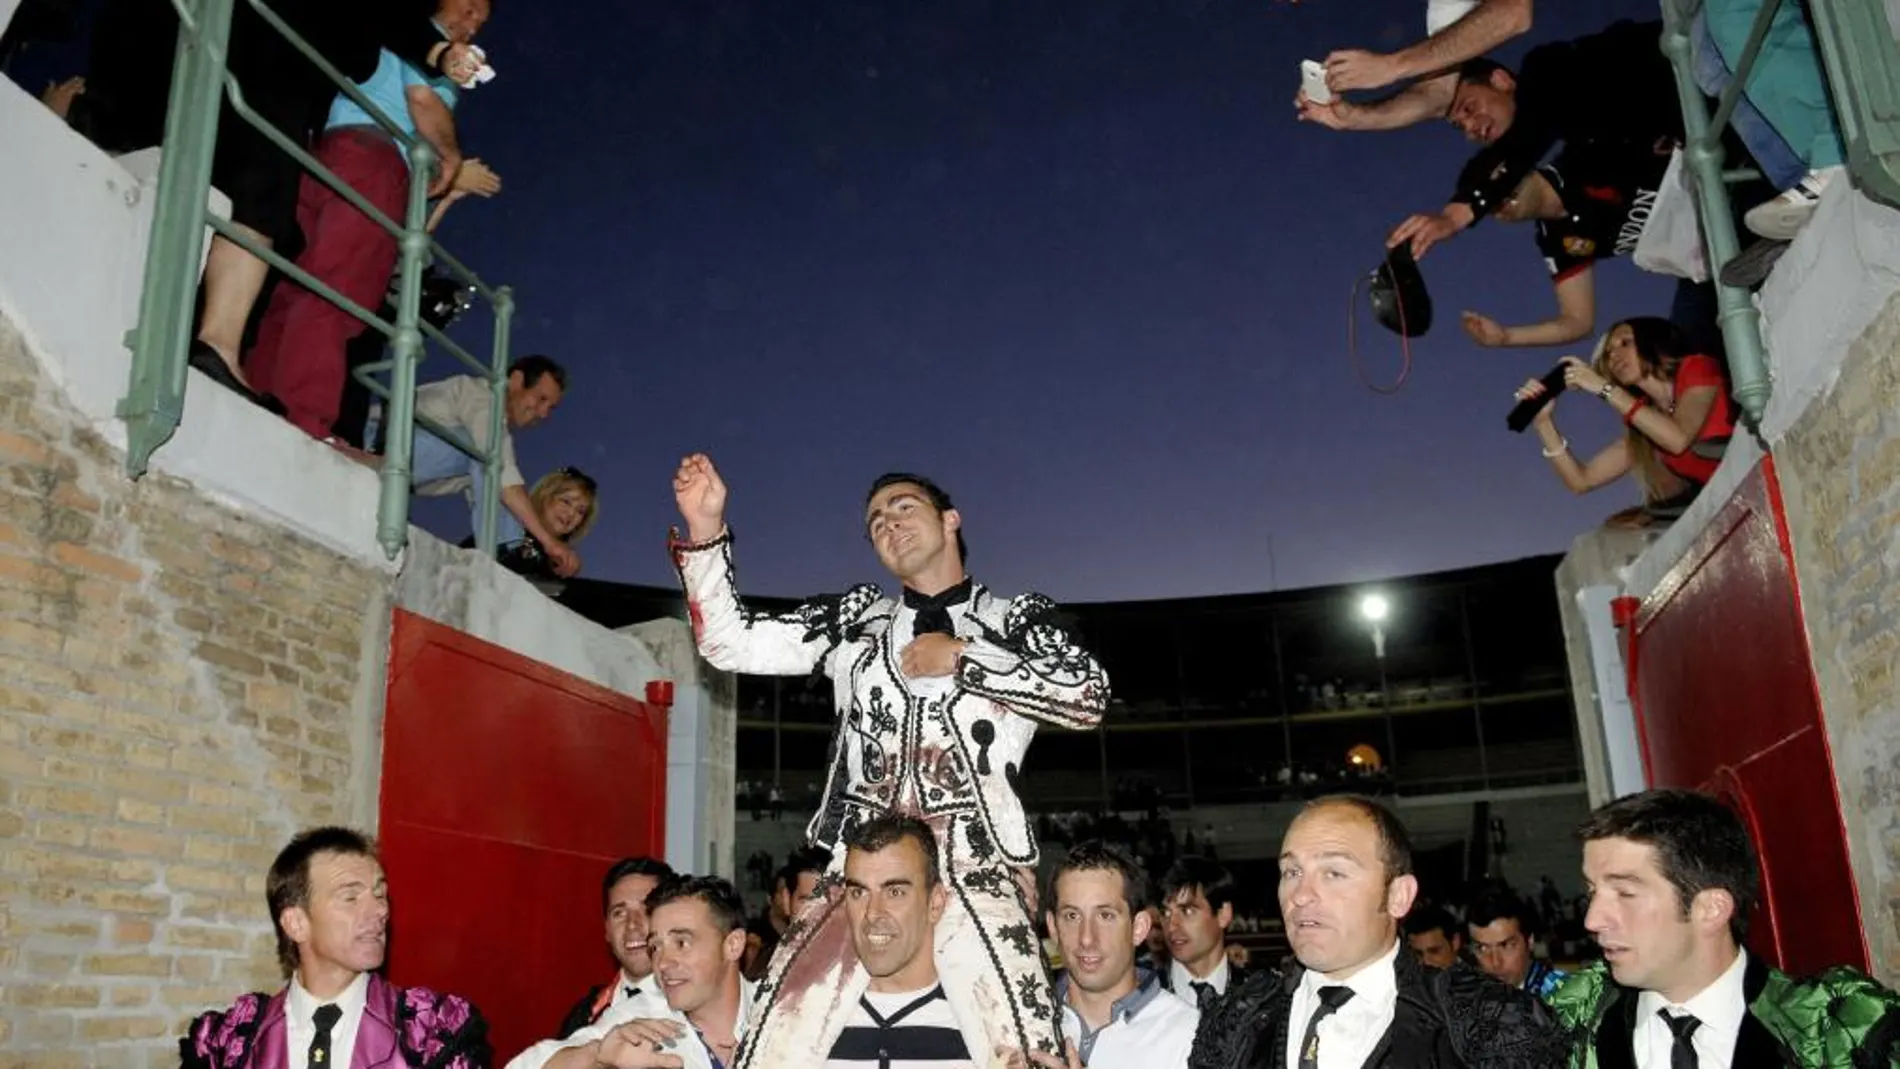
left=625, top=617, right=737, bottom=880
left=396, top=533, right=665, bottom=694
left=0, top=76, right=391, bottom=567
left=1757, top=183, right=1900, bottom=442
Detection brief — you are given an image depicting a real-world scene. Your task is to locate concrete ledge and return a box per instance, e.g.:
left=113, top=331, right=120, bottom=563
left=1759, top=182, right=1900, bottom=443
left=0, top=77, right=390, bottom=567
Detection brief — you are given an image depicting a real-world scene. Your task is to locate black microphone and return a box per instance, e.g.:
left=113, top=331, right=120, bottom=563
left=1507, top=364, right=1570, bottom=432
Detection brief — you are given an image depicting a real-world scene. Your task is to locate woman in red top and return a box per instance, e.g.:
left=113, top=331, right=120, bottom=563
left=1514, top=316, right=1735, bottom=525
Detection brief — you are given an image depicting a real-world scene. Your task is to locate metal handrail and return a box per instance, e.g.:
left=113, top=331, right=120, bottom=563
left=1658, top=0, right=1776, bottom=428
left=117, top=0, right=513, bottom=559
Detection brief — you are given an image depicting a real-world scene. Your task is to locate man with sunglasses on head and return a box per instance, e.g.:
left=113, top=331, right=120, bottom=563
left=669, top=453, right=1110, bottom=1067
left=1385, top=19, right=1679, bottom=262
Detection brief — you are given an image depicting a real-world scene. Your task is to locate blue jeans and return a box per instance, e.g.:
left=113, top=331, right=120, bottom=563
left=367, top=408, right=526, bottom=546
left=1691, top=11, right=1809, bottom=190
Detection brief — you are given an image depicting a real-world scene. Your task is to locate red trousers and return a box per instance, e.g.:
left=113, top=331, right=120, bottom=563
left=247, top=128, right=410, bottom=438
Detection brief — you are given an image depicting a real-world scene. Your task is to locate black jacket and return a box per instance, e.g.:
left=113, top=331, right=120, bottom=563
left=1453, top=20, right=1681, bottom=222
left=553, top=983, right=611, bottom=1041
left=1190, top=949, right=1569, bottom=1069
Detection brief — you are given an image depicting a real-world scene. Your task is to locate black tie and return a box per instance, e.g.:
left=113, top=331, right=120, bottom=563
left=904, top=578, right=973, bottom=637
left=1661, top=1010, right=1701, bottom=1069
left=310, top=1003, right=343, bottom=1067
left=624, top=985, right=638, bottom=1000
left=1298, top=986, right=1355, bottom=1069
left=1190, top=980, right=1215, bottom=1010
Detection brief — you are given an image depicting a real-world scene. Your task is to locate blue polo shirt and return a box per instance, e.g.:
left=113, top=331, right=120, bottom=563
left=326, top=47, right=460, bottom=146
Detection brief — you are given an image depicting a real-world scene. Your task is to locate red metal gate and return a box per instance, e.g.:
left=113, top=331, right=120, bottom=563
left=378, top=609, right=670, bottom=1061
left=1624, top=456, right=1867, bottom=974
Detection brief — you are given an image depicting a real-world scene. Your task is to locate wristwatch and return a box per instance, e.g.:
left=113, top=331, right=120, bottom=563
left=1598, top=382, right=1616, bottom=401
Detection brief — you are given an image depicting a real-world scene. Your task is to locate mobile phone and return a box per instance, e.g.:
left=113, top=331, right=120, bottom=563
left=1301, top=60, right=1333, bottom=106
left=1506, top=364, right=1571, bottom=432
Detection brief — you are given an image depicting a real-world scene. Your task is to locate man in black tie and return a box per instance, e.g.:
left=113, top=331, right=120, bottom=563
left=551, top=857, right=676, bottom=1040
left=670, top=455, right=1110, bottom=1065
left=1157, top=856, right=1249, bottom=1010
left=1189, top=797, right=1566, bottom=1069
left=180, top=827, right=490, bottom=1069
left=1548, top=789, right=1900, bottom=1069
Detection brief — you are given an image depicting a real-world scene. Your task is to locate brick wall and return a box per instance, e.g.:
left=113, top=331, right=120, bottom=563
left=1774, top=289, right=1900, bottom=985
left=0, top=316, right=394, bottom=1066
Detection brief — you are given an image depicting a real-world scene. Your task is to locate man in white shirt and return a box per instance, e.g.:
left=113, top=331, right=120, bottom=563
left=397, top=353, right=578, bottom=576
left=180, top=827, right=490, bottom=1069
left=1295, top=0, right=1531, bottom=132
left=1189, top=797, right=1565, bottom=1069
left=1550, top=789, right=1900, bottom=1069
left=532, top=875, right=756, bottom=1069
left=1040, top=841, right=1198, bottom=1069
left=550, top=857, right=677, bottom=1040
left=1157, top=856, right=1249, bottom=1010
left=825, top=813, right=976, bottom=1069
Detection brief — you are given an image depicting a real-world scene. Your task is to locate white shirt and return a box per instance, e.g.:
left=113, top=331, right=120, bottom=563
left=1060, top=979, right=1199, bottom=1069
left=1285, top=940, right=1402, bottom=1069
left=505, top=978, right=757, bottom=1069
left=1634, top=949, right=1749, bottom=1069
left=610, top=971, right=652, bottom=1010
left=1169, top=956, right=1232, bottom=1007
left=286, top=971, right=371, bottom=1069
left=1426, top=0, right=1481, bottom=35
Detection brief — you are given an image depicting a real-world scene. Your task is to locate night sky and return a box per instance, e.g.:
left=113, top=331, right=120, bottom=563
left=13, top=0, right=1669, bottom=601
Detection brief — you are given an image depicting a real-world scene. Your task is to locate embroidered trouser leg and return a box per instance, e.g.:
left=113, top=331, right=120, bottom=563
left=733, top=818, right=1060, bottom=1068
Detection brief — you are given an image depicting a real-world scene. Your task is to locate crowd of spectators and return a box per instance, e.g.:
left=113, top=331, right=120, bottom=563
left=7, top=0, right=599, bottom=582
left=1304, top=0, right=1849, bottom=530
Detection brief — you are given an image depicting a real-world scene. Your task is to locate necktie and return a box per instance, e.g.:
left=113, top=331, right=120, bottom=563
left=1660, top=1010, right=1701, bottom=1069
left=1297, top=986, right=1355, bottom=1069
left=904, top=579, right=973, bottom=637
left=310, top=1003, right=343, bottom=1067
left=1190, top=980, right=1215, bottom=1010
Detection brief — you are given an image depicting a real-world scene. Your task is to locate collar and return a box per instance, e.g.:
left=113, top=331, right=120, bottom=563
left=1636, top=948, right=1749, bottom=1048
left=901, top=577, right=974, bottom=612
left=1170, top=955, right=1231, bottom=994
left=676, top=977, right=758, bottom=1049
left=619, top=969, right=646, bottom=995
left=1300, top=937, right=1401, bottom=1008
left=288, top=970, right=371, bottom=1025
left=1057, top=965, right=1169, bottom=1027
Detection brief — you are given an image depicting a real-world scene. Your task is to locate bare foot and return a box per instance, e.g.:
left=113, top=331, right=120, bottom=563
left=323, top=438, right=383, bottom=469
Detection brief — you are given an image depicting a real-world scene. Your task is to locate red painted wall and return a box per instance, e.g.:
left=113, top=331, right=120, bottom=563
left=1627, top=456, right=1868, bottom=974
left=378, top=609, right=670, bottom=1062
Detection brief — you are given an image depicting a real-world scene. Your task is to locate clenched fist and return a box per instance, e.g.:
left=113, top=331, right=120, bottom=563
left=673, top=453, right=728, bottom=543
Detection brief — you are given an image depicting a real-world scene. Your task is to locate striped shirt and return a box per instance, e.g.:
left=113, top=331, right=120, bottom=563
left=824, top=985, right=973, bottom=1069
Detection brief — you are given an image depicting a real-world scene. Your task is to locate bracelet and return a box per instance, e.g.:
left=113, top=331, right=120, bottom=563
left=1622, top=397, right=1648, bottom=426
left=1541, top=438, right=1570, bottom=458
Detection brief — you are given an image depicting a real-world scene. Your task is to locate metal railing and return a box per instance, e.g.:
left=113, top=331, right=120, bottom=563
left=1658, top=0, right=1900, bottom=429
left=117, top=0, right=513, bottom=558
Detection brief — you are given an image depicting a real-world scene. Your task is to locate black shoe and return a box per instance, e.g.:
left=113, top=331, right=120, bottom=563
left=188, top=341, right=286, bottom=415
left=1719, top=239, right=1791, bottom=289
